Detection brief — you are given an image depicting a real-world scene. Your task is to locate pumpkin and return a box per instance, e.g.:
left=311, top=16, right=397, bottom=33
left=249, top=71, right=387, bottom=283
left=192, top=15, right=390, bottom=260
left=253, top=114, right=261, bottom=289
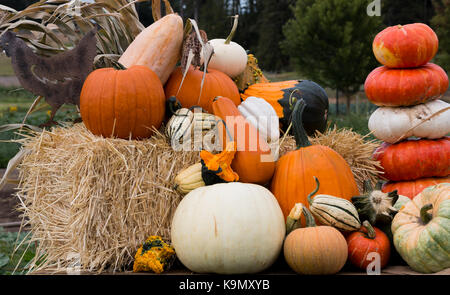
left=382, top=176, right=450, bottom=200
left=133, top=236, right=176, bottom=273
left=118, top=13, right=184, bottom=84
left=171, top=182, right=285, bottom=274
left=164, top=66, right=241, bottom=114
left=391, top=183, right=450, bottom=273
left=80, top=65, right=165, bottom=139
left=368, top=100, right=450, bottom=143
left=373, top=23, right=439, bottom=68
left=270, top=99, right=359, bottom=220
left=373, top=137, right=450, bottom=181
left=234, top=54, right=269, bottom=92
left=241, top=80, right=329, bottom=135
left=205, top=15, right=248, bottom=78
left=346, top=221, right=390, bottom=270
left=212, top=96, right=275, bottom=185
left=364, top=63, right=449, bottom=107
left=284, top=203, right=348, bottom=275
left=306, top=176, right=361, bottom=232
left=173, top=141, right=239, bottom=194
left=351, top=180, right=399, bottom=225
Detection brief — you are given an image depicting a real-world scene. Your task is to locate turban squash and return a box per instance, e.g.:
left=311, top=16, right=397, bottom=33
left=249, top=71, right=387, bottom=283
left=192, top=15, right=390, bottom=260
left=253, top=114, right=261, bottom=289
left=241, top=80, right=329, bottom=136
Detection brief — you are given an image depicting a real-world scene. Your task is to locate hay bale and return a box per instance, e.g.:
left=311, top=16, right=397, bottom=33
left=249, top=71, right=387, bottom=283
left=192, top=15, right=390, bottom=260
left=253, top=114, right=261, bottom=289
left=15, top=123, right=199, bottom=273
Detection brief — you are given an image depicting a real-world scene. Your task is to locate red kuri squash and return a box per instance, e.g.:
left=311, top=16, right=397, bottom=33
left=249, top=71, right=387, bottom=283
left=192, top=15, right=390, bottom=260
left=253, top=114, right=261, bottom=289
left=382, top=176, right=450, bottom=199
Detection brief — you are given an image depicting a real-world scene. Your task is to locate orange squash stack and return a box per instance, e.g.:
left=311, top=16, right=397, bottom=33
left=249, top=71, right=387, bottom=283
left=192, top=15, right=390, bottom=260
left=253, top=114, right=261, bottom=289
left=365, top=23, right=450, bottom=199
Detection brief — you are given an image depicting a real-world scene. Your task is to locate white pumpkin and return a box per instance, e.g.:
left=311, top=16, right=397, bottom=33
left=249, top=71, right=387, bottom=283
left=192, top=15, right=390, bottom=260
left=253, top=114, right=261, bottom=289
left=368, top=100, right=450, bottom=143
left=171, top=182, right=285, bottom=274
left=202, top=15, right=248, bottom=78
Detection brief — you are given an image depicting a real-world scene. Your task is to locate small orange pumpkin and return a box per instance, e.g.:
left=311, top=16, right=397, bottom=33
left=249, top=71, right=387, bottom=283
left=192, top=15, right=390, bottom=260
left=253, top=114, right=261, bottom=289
left=80, top=65, right=165, bottom=139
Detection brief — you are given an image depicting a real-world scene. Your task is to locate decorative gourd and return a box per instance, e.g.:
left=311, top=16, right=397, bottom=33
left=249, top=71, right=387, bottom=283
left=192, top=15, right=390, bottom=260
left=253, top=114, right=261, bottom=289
left=133, top=236, right=176, bottom=273
left=284, top=203, right=348, bottom=275
left=165, top=106, right=217, bottom=147
left=351, top=180, right=399, bottom=225
left=364, top=63, right=449, bottom=107
left=382, top=176, right=450, bottom=199
left=306, top=176, right=361, bottom=232
left=391, top=183, right=450, bottom=273
left=346, top=221, right=390, bottom=270
left=241, top=80, right=329, bottom=135
left=171, top=182, right=286, bottom=274
left=368, top=100, right=450, bottom=143
left=237, top=96, right=280, bottom=143
left=80, top=65, right=165, bottom=139
left=234, top=54, right=269, bottom=92
left=212, top=96, right=275, bottom=185
left=118, top=13, right=184, bottom=84
left=373, top=137, right=450, bottom=181
left=164, top=66, right=241, bottom=114
left=173, top=141, right=239, bottom=194
left=206, top=15, right=248, bottom=78
left=270, top=99, right=359, bottom=220
left=373, top=23, right=439, bottom=68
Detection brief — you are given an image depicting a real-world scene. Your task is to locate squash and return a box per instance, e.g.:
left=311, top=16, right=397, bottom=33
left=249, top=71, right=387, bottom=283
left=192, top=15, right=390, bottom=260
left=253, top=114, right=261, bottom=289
left=173, top=141, right=239, bottom=194
left=206, top=15, right=248, bottom=78
left=164, top=66, right=241, bottom=114
left=118, top=13, right=184, bottom=84
left=270, top=99, right=359, bottom=220
left=212, top=96, right=275, bottom=185
left=382, top=176, right=450, bottom=200
left=364, top=63, right=449, bottom=107
left=284, top=203, right=348, bottom=275
left=373, top=137, right=450, bottom=181
left=346, top=221, right=391, bottom=270
left=368, top=100, right=450, bottom=143
left=351, top=180, right=399, bottom=225
left=306, top=176, right=361, bottom=232
left=171, top=182, right=285, bottom=274
left=80, top=65, right=165, bottom=139
left=241, top=80, right=329, bottom=135
left=133, top=236, right=176, bottom=273
left=391, top=183, right=450, bottom=273
left=373, top=23, right=439, bottom=68
left=234, top=54, right=269, bottom=92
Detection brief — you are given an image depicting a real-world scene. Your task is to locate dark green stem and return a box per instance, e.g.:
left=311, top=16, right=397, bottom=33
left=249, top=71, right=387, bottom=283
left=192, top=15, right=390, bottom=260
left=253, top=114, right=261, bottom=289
left=307, top=176, right=320, bottom=206
left=291, top=99, right=311, bottom=149
left=420, top=204, right=433, bottom=225
left=362, top=220, right=376, bottom=239
left=302, top=206, right=316, bottom=228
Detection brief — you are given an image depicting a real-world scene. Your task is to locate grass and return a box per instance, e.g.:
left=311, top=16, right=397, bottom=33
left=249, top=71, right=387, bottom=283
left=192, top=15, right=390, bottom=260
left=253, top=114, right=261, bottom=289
left=0, top=227, right=37, bottom=275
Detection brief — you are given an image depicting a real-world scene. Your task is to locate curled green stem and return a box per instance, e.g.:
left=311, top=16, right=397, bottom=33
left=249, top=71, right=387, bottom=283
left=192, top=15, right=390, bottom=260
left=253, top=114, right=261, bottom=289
left=307, top=176, right=320, bottom=206
left=362, top=220, right=376, bottom=239
left=225, top=15, right=239, bottom=44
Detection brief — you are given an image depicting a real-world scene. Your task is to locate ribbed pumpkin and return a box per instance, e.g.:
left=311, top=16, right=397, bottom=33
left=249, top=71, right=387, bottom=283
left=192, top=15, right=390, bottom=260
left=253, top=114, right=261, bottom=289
left=164, top=66, right=240, bottom=114
left=382, top=176, right=450, bottom=199
left=241, top=80, right=329, bottom=135
left=391, top=183, right=450, bottom=273
left=212, top=96, right=275, bottom=185
left=373, top=23, right=439, bottom=68
left=270, top=99, right=359, bottom=220
left=364, top=63, right=449, bottom=107
left=373, top=137, right=450, bottom=181
left=118, top=13, right=184, bottom=84
left=80, top=65, right=165, bottom=139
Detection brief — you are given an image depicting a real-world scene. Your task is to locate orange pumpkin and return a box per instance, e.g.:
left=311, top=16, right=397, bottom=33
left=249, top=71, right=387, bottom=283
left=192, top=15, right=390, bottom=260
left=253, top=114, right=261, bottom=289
left=382, top=176, right=450, bottom=199
left=212, top=96, right=275, bottom=185
left=373, top=23, right=439, bottom=68
left=364, top=63, right=449, bottom=107
left=80, top=65, right=165, bottom=139
left=270, top=99, right=359, bottom=219
left=164, top=66, right=241, bottom=114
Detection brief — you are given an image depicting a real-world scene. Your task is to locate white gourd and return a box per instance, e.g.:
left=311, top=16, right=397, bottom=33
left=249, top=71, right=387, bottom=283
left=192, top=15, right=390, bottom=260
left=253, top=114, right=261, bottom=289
left=368, top=100, right=450, bottom=143
left=171, top=182, right=285, bottom=274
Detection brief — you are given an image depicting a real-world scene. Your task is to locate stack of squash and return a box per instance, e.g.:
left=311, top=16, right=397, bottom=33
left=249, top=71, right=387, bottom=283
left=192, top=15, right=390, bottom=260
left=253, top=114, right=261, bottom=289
left=365, top=23, right=450, bottom=199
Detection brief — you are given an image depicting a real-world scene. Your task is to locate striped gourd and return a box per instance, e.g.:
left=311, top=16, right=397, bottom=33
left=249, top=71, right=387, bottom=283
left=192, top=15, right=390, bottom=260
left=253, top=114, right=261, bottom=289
left=307, top=177, right=361, bottom=232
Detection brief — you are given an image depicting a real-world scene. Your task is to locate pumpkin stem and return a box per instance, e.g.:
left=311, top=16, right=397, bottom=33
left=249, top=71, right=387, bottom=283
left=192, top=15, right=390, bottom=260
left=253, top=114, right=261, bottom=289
left=286, top=203, right=303, bottom=235
left=420, top=203, right=433, bottom=225
left=111, top=60, right=127, bottom=71
left=307, top=176, right=320, bottom=205
left=225, top=15, right=239, bottom=45
left=291, top=99, right=311, bottom=149
left=362, top=220, right=376, bottom=239
left=302, top=206, right=317, bottom=228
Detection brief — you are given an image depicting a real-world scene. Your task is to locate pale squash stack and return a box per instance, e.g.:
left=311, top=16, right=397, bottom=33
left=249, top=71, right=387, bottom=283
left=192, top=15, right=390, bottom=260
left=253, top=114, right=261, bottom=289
left=365, top=23, right=450, bottom=199
left=364, top=23, right=450, bottom=273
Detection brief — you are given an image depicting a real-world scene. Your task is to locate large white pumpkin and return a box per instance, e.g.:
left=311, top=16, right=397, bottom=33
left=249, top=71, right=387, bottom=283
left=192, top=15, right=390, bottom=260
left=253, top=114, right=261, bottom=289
left=171, top=182, right=285, bottom=274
